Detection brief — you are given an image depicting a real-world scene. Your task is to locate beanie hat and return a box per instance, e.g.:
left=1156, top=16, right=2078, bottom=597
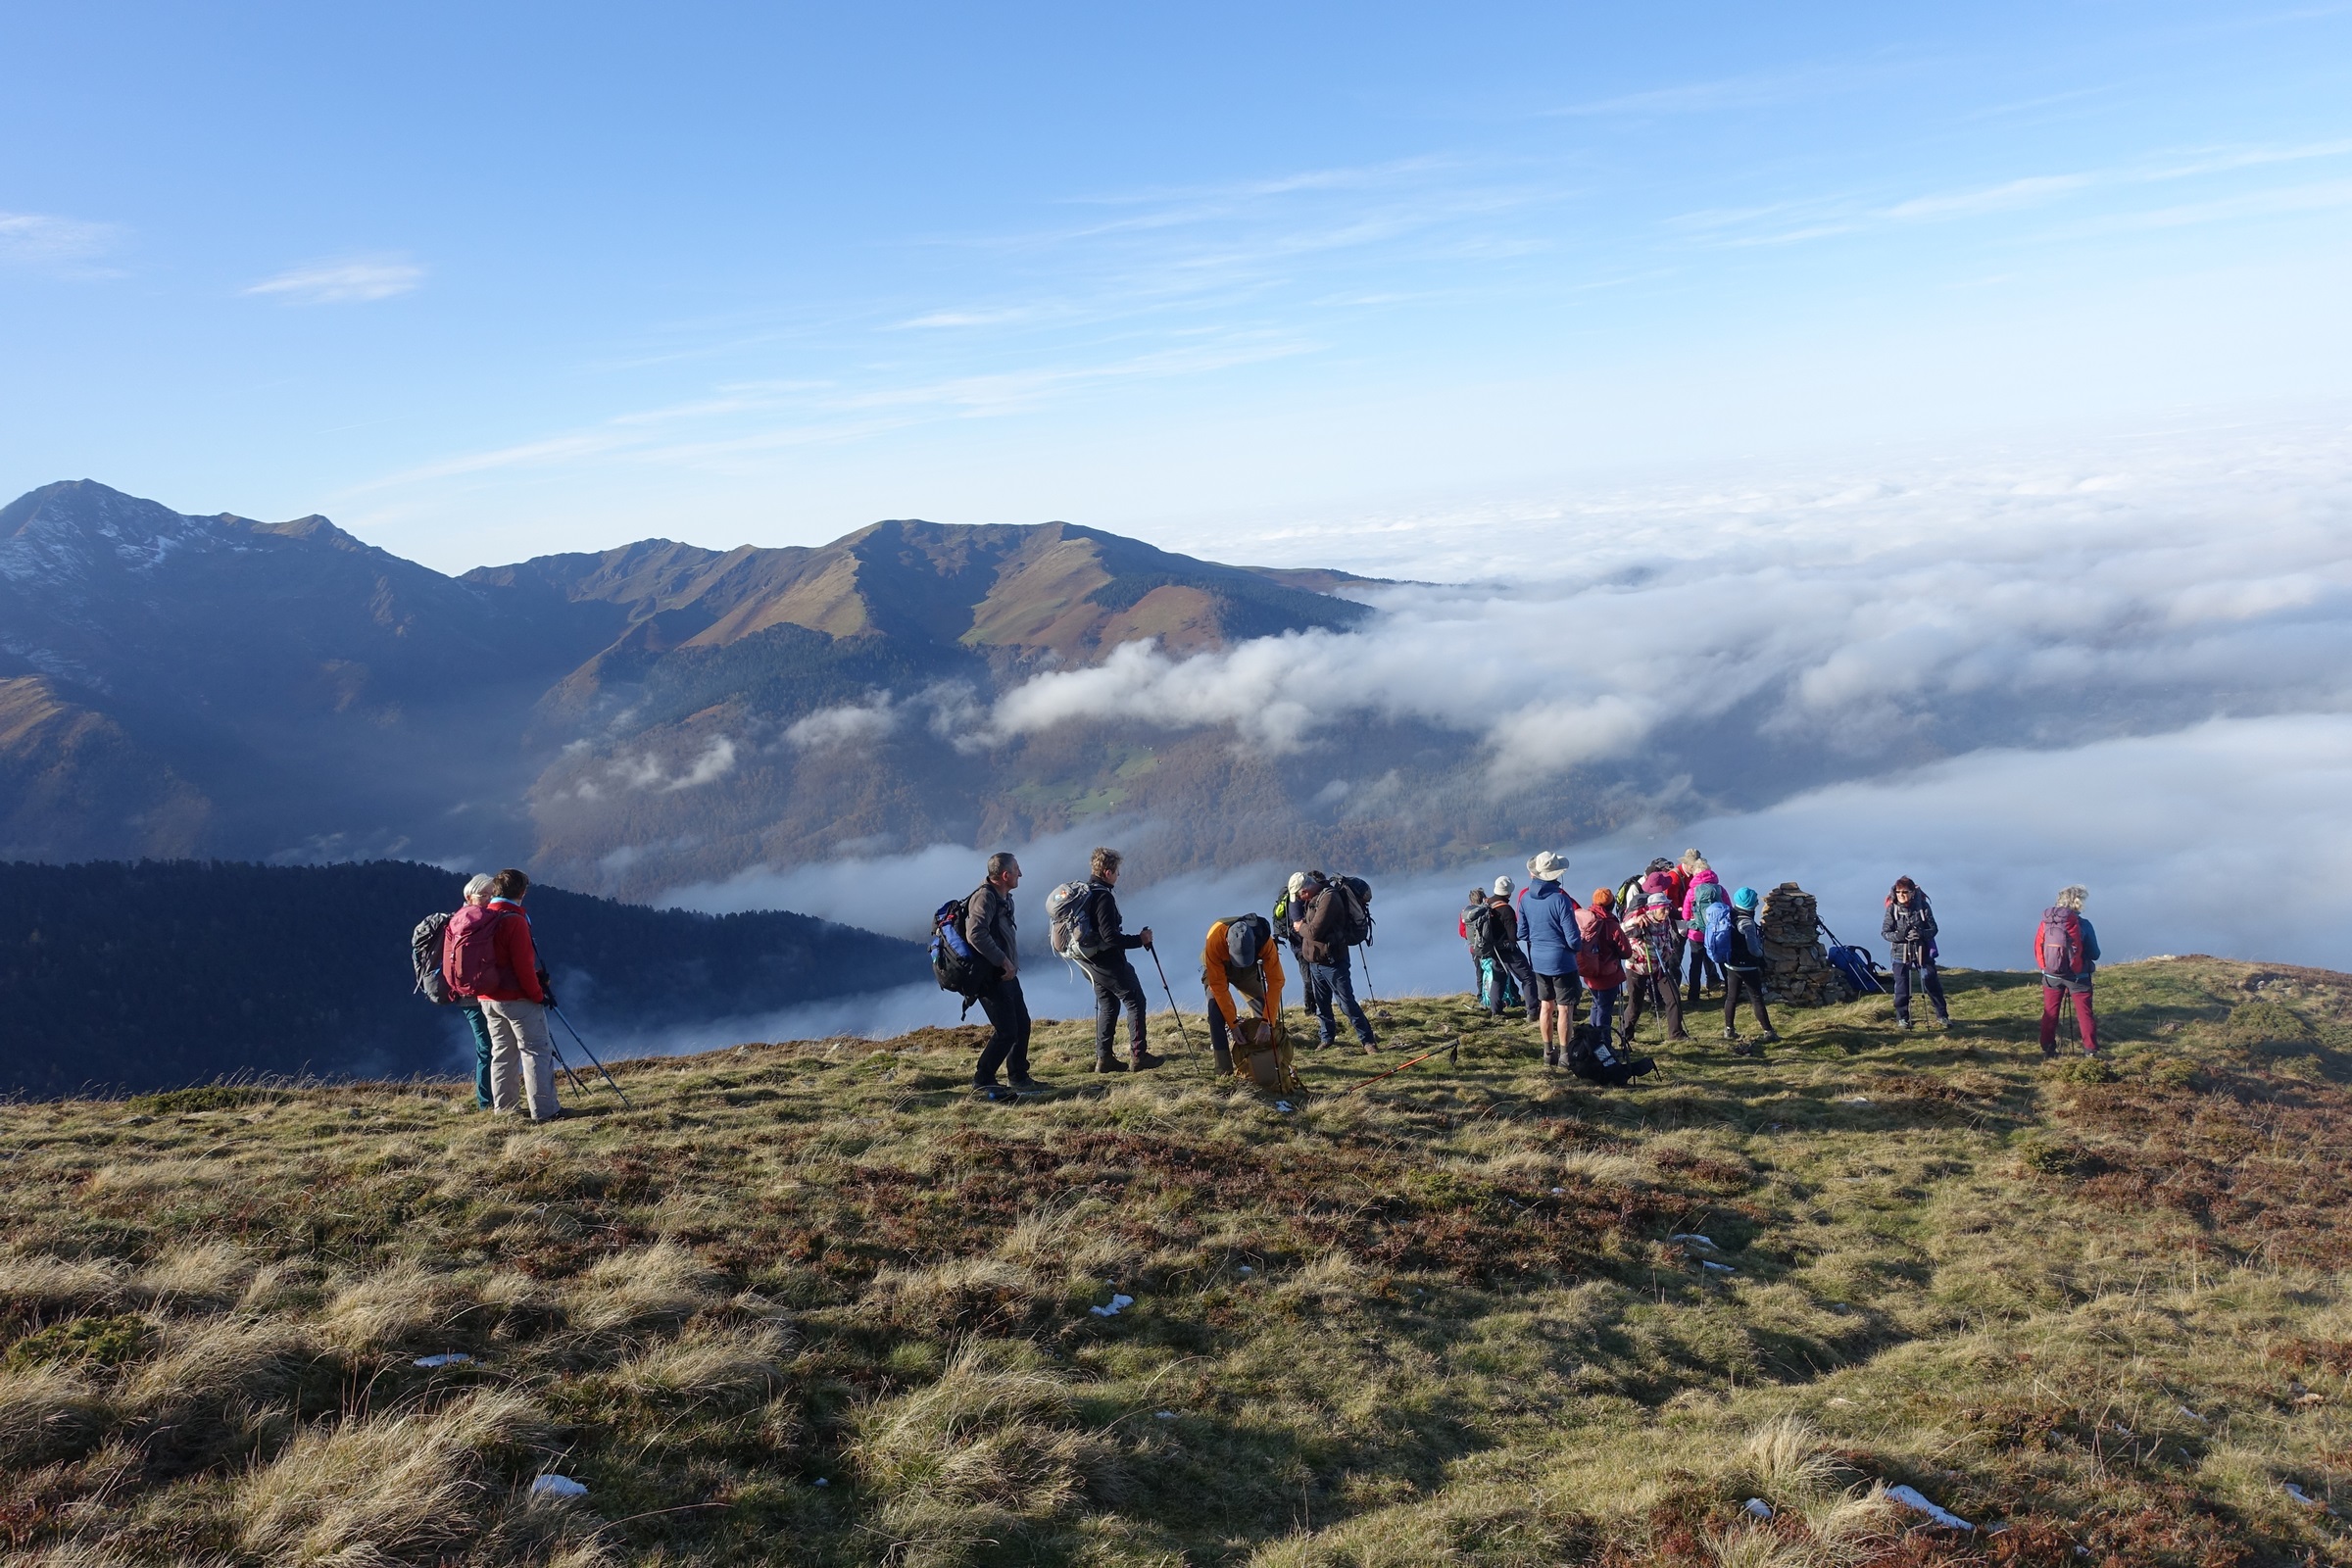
left=1493, top=875, right=1514, bottom=897
left=1592, top=887, right=1613, bottom=908
left=1732, top=886, right=1759, bottom=910
left=1645, top=892, right=1669, bottom=907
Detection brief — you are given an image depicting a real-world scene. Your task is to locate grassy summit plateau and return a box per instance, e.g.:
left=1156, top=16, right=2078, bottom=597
left=4, top=957, right=2350, bottom=1566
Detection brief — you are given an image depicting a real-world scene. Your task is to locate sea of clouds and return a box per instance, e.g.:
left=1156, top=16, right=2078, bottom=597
left=652, top=415, right=2352, bottom=1049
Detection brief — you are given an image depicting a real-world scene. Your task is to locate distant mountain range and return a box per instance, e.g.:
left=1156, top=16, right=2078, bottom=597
left=0, top=480, right=1603, bottom=899
left=0, top=858, right=919, bottom=1097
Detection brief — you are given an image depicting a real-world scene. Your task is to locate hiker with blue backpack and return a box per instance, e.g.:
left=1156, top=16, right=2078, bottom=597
left=1518, top=852, right=1585, bottom=1067
left=1715, top=886, right=1780, bottom=1053
left=2035, top=885, right=2100, bottom=1056
left=1880, top=876, right=1950, bottom=1029
left=962, top=854, right=1042, bottom=1096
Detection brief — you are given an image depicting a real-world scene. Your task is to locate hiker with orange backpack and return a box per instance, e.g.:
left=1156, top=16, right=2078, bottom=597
left=2035, top=885, right=2101, bottom=1056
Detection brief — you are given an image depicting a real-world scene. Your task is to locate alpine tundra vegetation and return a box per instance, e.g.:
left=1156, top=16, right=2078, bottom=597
left=2, top=957, right=2349, bottom=1565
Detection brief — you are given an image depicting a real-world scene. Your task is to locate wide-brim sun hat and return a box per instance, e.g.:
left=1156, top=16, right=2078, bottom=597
left=1527, top=851, right=1569, bottom=881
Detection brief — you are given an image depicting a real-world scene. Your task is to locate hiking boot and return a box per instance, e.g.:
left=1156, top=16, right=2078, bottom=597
left=2039, top=1043, right=2057, bottom=1059
left=1007, top=1074, right=1047, bottom=1091
left=1359, top=1038, right=1379, bottom=1055
left=1930, top=1016, right=1951, bottom=1030
left=1544, top=1045, right=1559, bottom=1068
left=1316, top=1035, right=1338, bottom=1051
left=1896, top=1017, right=1913, bottom=1029
left=974, top=1083, right=1015, bottom=1102
left=1129, top=1049, right=1166, bottom=1071
left=1721, top=1027, right=1739, bottom=1042
left=1210, top=1048, right=1233, bottom=1075
left=1760, top=1031, right=1782, bottom=1045
left=1095, top=1054, right=1128, bottom=1074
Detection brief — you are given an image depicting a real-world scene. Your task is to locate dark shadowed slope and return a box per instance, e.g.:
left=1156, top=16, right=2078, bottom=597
left=0, top=859, right=918, bottom=1097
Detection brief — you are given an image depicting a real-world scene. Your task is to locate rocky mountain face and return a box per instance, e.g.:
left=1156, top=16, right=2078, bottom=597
left=0, top=480, right=1593, bottom=899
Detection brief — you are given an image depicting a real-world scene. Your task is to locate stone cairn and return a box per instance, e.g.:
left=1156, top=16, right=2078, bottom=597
left=1756, top=882, right=1853, bottom=1006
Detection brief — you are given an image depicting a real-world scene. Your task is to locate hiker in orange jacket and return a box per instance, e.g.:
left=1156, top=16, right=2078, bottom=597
left=1201, top=913, right=1287, bottom=1075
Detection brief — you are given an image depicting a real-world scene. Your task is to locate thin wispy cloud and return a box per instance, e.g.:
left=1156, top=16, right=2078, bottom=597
left=0, top=209, right=124, bottom=273
left=245, top=256, right=424, bottom=304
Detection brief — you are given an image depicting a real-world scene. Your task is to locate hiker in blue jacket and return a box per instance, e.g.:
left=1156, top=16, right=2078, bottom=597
left=1517, top=851, right=1585, bottom=1067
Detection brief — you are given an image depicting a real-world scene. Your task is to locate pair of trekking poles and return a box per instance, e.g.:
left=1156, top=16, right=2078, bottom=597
left=545, top=1005, right=633, bottom=1109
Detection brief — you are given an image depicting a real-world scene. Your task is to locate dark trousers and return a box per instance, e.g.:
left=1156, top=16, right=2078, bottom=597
left=461, top=1002, right=495, bottom=1108
left=1723, top=967, right=1773, bottom=1035
left=1620, top=971, right=1684, bottom=1041
left=1891, top=961, right=1948, bottom=1024
left=1686, top=940, right=1721, bottom=1003
left=1587, top=984, right=1621, bottom=1038
left=1309, top=957, right=1378, bottom=1046
left=1488, top=949, right=1538, bottom=1021
left=974, top=975, right=1032, bottom=1084
left=1087, top=954, right=1149, bottom=1058
left=2040, top=983, right=2098, bottom=1054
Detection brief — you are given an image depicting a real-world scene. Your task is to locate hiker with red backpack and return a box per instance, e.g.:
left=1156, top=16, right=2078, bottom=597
left=442, top=867, right=561, bottom=1121
left=409, top=872, right=500, bottom=1108
left=2035, top=885, right=2101, bottom=1055
left=1880, top=876, right=1950, bottom=1029
left=961, top=853, right=1040, bottom=1098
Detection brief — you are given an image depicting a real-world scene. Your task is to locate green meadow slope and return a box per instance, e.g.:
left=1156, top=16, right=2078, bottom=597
left=4, top=957, right=2351, bottom=1566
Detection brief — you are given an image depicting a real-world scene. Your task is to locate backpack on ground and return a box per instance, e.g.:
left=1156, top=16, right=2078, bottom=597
left=1047, top=881, right=1095, bottom=962
left=411, top=911, right=457, bottom=1004
left=2036, top=906, right=2086, bottom=979
left=930, top=892, right=990, bottom=1004
left=1224, top=912, right=1272, bottom=968
left=442, top=904, right=509, bottom=997
left=1567, top=1022, right=1655, bottom=1088
left=1700, top=901, right=1735, bottom=964
left=1825, top=941, right=1885, bottom=996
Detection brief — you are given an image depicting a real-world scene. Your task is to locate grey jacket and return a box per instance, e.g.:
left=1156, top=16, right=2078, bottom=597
left=963, top=882, right=1017, bottom=976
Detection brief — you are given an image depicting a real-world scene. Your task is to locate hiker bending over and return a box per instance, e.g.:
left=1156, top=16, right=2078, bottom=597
left=2035, top=885, right=2100, bottom=1056
left=1473, top=877, right=1538, bottom=1024
left=1298, top=874, right=1379, bottom=1052
left=1720, top=886, right=1780, bottom=1054
left=1280, top=870, right=1323, bottom=1035
left=1881, top=876, right=1950, bottom=1029
left=1617, top=892, right=1688, bottom=1044
left=1074, top=848, right=1164, bottom=1074
left=1518, top=852, right=1585, bottom=1066
left=1577, top=889, right=1636, bottom=1042
left=1202, top=911, right=1286, bottom=1075
left=964, top=853, right=1041, bottom=1094
left=444, top=868, right=561, bottom=1121
left=1680, top=851, right=1725, bottom=1004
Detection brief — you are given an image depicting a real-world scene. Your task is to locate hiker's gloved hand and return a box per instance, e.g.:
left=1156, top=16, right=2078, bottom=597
left=541, top=992, right=559, bottom=1012
left=1139, top=927, right=1154, bottom=950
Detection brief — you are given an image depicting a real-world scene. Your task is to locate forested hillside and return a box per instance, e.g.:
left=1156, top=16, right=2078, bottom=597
left=0, top=859, right=917, bottom=1097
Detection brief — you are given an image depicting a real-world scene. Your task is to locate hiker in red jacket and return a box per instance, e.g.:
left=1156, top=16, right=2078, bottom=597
left=1576, top=890, right=1636, bottom=1040
left=444, top=867, right=562, bottom=1120
left=2035, top=885, right=2101, bottom=1056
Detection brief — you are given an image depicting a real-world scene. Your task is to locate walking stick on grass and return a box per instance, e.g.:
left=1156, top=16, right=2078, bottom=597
left=550, top=1006, right=636, bottom=1108
left=1146, top=945, right=1200, bottom=1061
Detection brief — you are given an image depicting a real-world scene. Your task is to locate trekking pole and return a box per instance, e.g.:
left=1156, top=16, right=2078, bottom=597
left=544, top=1038, right=595, bottom=1100
left=1357, top=945, right=1381, bottom=1006
left=1340, top=1041, right=1453, bottom=1096
left=1145, top=946, right=1199, bottom=1060
left=549, top=1006, right=636, bottom=1109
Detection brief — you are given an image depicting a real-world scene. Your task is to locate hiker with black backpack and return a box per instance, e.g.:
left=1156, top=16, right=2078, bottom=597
left=1298, top=873, right=1379, bottom=1052
left=1471, top=877, right=1538, bottom=1022
left=443, top=868, right=561, bottom=1121
left=961, top=853, right=1042, bottom=1097
left=1518, top=851, right=1584, bottom=1066
left=2035, top=885, right=2101, bottom=1056
left=1719, top=886, right=1780, bottom=1054
left=1061, top=848, right=1165, bottom=1074
left=1881, top=875, right=1950, bottom=1029
left=1202, top=910, right=1286, bottom=1076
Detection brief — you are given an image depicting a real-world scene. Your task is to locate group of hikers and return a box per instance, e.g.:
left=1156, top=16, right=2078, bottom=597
left=409, top=846, right=2107, bottom=1118
left=934, top=846, right=2109, bottom=1099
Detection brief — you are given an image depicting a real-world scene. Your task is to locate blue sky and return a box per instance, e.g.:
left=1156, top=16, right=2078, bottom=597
left=5, top=2, right=2351, bottom=570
